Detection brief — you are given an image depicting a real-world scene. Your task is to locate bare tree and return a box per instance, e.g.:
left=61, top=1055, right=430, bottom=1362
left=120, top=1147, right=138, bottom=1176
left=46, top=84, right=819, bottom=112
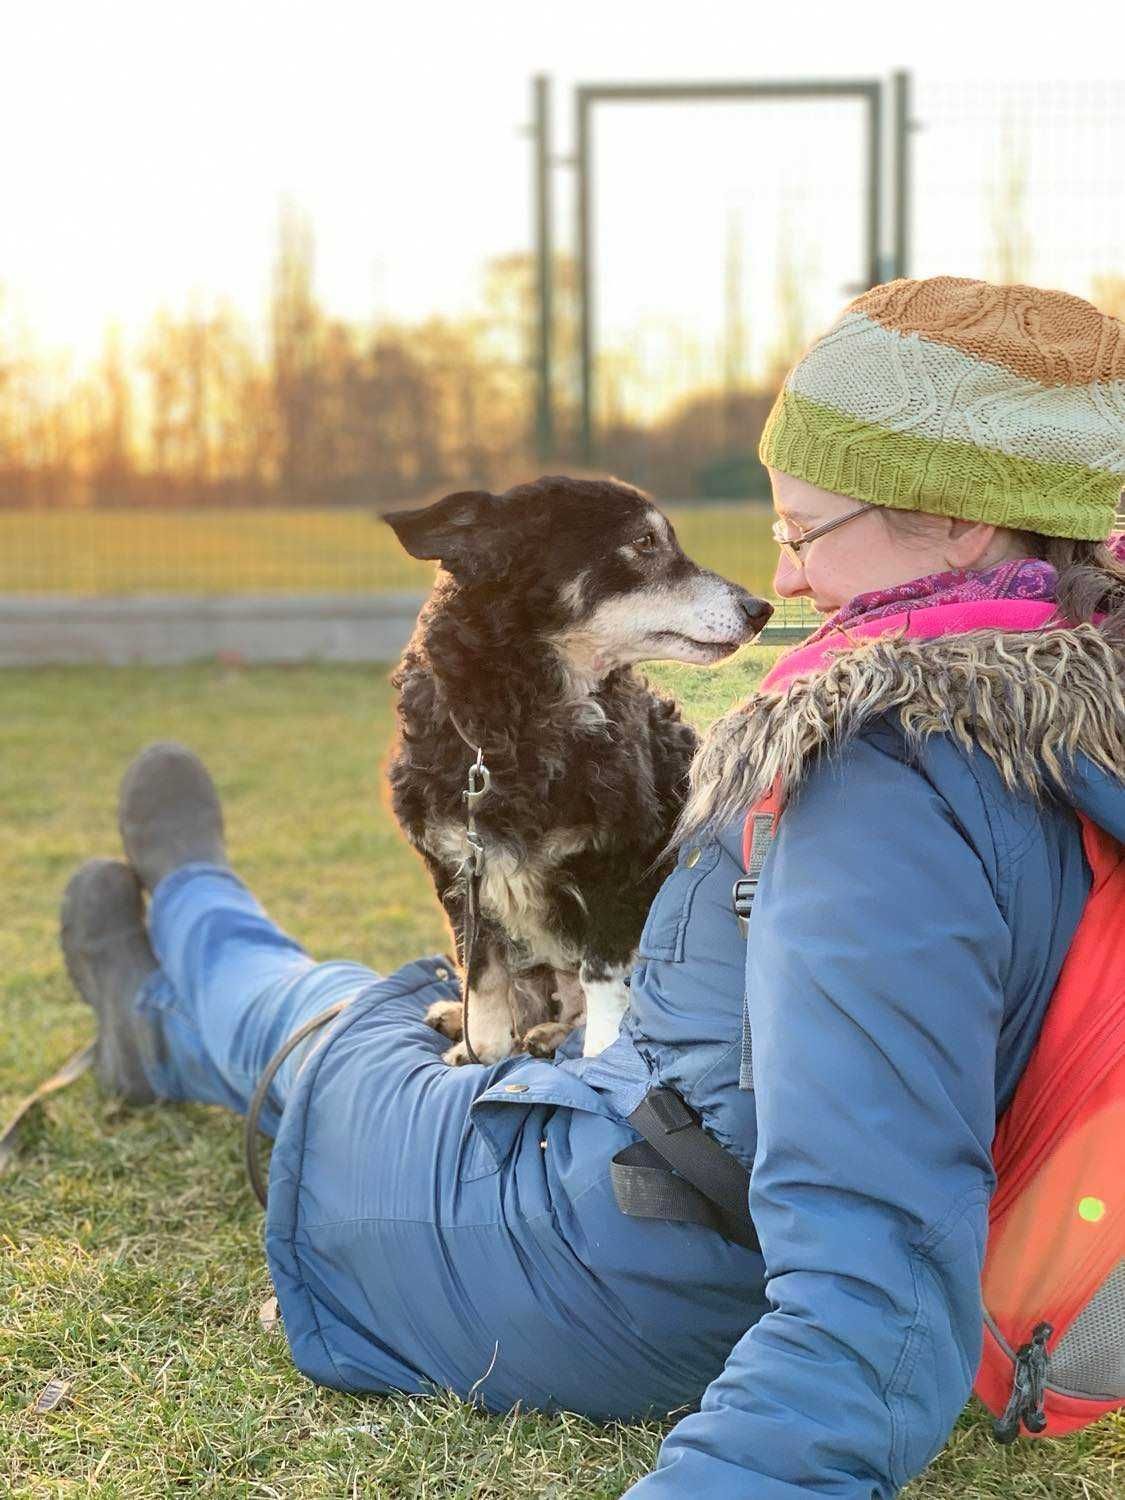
left=763, top=214, right=811, bottom=390
left=722, top=207, right=750, bottom=451
left=271, top=199, right=321, bottom=504
left=208, top=300, right=274, bottom=502
left=87, top=327, right=134, bottom=507
left=142, top=308, right=178, bottom=490
left=987, top=125, right=1032, bottom=285
left=183, top=298, right=211, bottom=493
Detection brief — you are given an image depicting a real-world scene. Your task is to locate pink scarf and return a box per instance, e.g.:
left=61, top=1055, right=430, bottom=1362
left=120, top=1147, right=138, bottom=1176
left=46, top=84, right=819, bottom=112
left=764, top=533, right=1125, bottom=693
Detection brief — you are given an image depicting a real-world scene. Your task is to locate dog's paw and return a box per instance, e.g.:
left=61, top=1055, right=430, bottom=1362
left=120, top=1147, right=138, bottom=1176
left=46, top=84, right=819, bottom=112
left=442, top=1039, right=477, bottom=1066
left=425, top=999, right=464, bottom=1041
left=441, top=1031, right=518, bottom=1066
left=521, top=1021, right=570, bottom=1059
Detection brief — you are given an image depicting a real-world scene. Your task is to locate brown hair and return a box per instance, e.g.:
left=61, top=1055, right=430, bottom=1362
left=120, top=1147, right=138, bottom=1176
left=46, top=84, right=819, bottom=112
left=1035, top=536, right=1125, bottom=636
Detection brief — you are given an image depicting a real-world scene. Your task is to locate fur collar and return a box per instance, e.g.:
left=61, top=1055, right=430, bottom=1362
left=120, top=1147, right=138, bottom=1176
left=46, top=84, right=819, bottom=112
left=676, top=625, right=1125, bottom=846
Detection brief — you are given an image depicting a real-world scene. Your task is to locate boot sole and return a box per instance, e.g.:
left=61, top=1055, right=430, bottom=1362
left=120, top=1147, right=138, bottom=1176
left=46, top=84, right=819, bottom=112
left=118, top=742, right=226, bottom=891
left=60, top=860, right=158, bottom=1104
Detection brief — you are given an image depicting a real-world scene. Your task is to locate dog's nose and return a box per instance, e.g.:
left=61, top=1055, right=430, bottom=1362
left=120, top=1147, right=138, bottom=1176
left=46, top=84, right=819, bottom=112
left=736, top=591, right=774, bottom=636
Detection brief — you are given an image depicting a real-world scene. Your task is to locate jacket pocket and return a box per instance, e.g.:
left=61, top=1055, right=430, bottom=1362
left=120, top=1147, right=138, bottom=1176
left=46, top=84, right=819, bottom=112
left=637, top=840, right=721, bottom=963
left=464, top=1059, right=624, bottom=1182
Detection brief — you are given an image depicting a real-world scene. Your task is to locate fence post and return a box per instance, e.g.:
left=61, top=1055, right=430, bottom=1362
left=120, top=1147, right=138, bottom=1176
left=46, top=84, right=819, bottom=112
left=532, top=75, right=555, bottom=463
left=892, top=70, right=913, bottom=280
left=576, top=87, right=594, bottom=466
left=865, top=81, right=883, bottom=289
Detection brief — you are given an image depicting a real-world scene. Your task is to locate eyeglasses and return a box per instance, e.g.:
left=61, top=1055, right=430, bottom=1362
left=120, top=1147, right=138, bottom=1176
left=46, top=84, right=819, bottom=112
left=771, top=503, right=873, bottom=568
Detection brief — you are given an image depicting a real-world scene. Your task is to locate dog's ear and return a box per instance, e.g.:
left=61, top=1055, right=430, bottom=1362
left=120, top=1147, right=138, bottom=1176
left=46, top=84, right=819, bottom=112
left=383, top=490, right=498, bottom=573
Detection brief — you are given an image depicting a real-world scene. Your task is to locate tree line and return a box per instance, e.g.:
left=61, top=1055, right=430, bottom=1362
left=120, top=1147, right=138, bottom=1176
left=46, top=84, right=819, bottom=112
left=4, top=173, right=1122, bottom=514
left=8, top=141, right=1122, bottom=516
left=0, top=205, right=795, bottom=510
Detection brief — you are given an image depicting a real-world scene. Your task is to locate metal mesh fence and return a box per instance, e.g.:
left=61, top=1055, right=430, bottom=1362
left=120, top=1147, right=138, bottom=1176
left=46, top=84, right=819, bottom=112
left=2, top=75, right=1122, bottom=625
left=0, top=500, right=790, bottom=605
left=910, top=78, right=1125, bottom=300
left=588, top=92, right=870, bottom=444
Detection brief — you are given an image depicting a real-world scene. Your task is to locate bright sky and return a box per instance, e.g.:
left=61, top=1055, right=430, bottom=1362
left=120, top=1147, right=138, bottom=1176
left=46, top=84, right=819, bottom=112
left=3, top=1, right=1123, bottom=394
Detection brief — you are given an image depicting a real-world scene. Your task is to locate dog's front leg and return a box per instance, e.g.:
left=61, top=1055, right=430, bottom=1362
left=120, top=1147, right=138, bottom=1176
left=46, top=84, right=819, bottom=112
left=580, top=956, right=632, bottom=1056
left=441, top=941, right=520, bottom=1066
left=521, top=968, right=583, bottom=1058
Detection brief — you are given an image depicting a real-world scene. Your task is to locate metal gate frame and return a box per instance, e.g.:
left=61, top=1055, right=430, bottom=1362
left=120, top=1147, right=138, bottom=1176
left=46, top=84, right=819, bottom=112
left=528, top=71, right=913, bottom=464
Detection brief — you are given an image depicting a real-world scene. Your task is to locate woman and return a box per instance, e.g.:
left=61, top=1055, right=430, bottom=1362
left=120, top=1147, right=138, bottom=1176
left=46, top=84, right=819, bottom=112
left=61, top=277, right=1125, bottom=1498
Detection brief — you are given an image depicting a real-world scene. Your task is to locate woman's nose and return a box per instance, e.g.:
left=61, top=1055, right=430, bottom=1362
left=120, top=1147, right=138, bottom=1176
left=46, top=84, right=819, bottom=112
left=772, top=552, right=807, bottom=599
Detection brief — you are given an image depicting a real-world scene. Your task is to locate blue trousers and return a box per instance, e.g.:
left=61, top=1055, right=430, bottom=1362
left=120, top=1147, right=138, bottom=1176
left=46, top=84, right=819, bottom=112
left=135, top=861, right=396, bottom=1135
left=130, top=863, right=767, bottom=1418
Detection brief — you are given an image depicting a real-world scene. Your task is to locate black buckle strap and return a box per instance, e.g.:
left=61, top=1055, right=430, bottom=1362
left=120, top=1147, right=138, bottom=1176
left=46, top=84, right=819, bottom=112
left=732, top=812, right=776, bottom=939
left=732, top=877, right=756, bottom=937
left=611, top=1088, right=759, bottom=1252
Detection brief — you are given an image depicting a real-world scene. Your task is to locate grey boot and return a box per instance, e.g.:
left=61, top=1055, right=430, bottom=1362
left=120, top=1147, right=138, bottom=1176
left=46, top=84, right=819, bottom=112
left=118, top=742, right=227, bottom=893
left=60, top=859, right=160, bottom=1104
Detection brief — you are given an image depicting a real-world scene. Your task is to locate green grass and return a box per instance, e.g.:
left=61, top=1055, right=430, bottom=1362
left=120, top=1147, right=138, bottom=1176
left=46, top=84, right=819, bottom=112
left=1, top=660, right=1121, bottom=1497
left=0, top=504, right=780, bottom=600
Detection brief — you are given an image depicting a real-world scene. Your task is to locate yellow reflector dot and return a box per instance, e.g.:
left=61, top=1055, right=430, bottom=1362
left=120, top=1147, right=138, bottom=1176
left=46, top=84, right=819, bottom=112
left=1078, top=1197, right=1106, bottom=1223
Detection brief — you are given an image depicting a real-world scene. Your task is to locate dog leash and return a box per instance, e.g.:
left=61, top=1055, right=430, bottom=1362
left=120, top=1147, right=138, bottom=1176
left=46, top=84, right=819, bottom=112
left=0, top=1041, right=95, bottom=1177
left=244, top=1000, right=349, bottom=1208
left=245, top=712, right=495, bottom=1205
left=447, top=711, right=492, bottom=1066
left=246, top=712, right=493, bottom=1205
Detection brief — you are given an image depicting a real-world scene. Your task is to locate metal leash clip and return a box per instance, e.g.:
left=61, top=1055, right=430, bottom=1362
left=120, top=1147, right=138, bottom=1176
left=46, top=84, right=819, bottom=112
left=464, top=750, right=491, bottom=811
left=459, top=750, right=491, bottom=878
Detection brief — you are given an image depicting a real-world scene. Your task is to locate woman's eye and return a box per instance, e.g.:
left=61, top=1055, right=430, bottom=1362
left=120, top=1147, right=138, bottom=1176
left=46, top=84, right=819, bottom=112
left=633, top=532, right=657, bottom=552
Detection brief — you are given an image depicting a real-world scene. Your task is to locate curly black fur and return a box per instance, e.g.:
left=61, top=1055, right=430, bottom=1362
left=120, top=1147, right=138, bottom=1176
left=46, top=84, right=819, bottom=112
left=384, top=474, right=768, bottom=1057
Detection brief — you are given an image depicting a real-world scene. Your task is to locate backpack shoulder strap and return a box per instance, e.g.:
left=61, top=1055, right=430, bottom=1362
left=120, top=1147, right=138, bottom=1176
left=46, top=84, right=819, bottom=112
left=734, top=813, right=777, bottom=937
left=735, top=786, right=784, bottom=1088
left=610, top=790, right=790, bottom=1246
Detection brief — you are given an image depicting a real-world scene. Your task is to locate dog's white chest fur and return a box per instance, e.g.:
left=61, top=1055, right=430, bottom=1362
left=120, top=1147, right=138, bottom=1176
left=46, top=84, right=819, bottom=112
left=422, top=821, right=630, bottom=1056
left=580, top=967, right=631, bottom=1055
left=425, top=822, right=589, bottom=971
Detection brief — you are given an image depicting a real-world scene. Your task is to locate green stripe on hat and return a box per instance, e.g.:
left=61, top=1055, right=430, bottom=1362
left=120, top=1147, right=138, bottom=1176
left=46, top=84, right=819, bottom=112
left=786, top=312, right=1125, bottom=476
left=760, top=388, right=1120, bottom=540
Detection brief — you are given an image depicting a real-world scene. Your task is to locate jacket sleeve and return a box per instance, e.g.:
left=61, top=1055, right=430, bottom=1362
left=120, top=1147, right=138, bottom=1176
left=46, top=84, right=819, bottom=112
left=625, top=734, right=1010, bottom=1499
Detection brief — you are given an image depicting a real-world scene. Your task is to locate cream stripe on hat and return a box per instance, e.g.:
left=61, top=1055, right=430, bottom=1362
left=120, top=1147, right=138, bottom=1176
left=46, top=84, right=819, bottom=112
left=786, top=312, right=1125, bottom=476
left=760, top=277, right=1125, bottom=539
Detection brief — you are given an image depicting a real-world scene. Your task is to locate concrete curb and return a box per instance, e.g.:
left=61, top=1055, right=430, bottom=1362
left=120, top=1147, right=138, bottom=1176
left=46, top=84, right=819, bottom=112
left=0, top=594, right=812, bottom=667
left=0, top=594, right=427, bottom=666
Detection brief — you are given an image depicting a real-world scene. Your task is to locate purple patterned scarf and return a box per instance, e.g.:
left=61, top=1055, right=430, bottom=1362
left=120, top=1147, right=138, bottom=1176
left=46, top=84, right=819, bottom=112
left=805, top=531, right=1125, bottom=647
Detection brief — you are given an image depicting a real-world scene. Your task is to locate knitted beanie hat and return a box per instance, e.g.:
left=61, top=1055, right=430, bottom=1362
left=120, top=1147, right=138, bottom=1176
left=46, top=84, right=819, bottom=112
left=759, top=276, right=1125, bottom=540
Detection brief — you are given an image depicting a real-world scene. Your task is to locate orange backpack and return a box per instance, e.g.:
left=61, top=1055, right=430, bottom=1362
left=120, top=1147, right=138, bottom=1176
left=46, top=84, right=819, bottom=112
left=742, top=805, right=1125, bottom=1441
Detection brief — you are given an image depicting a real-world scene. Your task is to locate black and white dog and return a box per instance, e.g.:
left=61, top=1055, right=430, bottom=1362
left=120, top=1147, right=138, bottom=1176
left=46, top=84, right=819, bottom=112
left=384, top=475, right=771, bottom=1064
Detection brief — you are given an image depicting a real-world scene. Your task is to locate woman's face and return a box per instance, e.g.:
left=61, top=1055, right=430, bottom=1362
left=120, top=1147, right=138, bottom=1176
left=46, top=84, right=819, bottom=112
left=769, top=470, right=965, bottom=614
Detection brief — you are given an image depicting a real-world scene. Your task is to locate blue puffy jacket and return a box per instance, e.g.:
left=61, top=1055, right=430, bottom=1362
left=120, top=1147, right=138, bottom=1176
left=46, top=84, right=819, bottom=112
left=265, top=627, right=1124, bottom=1497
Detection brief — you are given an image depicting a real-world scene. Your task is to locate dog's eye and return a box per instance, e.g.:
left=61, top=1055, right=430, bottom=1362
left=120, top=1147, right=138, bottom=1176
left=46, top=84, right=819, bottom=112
left=632, top=532, right=658, bottom=553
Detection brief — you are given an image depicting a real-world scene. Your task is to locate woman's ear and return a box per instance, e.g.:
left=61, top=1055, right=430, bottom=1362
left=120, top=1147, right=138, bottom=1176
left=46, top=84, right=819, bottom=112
left=943, top=519, right=1002, bottom=571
